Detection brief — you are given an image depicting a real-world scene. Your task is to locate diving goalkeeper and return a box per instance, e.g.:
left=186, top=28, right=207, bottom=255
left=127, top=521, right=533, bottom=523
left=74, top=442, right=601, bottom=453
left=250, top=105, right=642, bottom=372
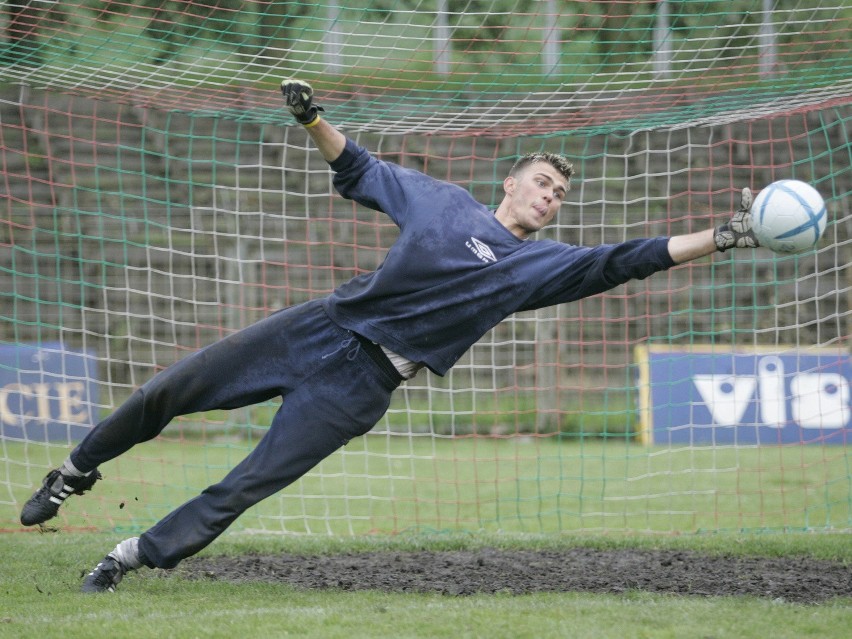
left=21, top=80, right=759, bottom=592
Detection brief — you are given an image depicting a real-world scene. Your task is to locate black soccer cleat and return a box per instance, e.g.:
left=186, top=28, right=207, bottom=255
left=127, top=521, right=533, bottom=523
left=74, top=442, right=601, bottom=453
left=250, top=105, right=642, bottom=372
left=20, top=468, right=102, bottom=526
left=81, top=555, right=127, bottom=593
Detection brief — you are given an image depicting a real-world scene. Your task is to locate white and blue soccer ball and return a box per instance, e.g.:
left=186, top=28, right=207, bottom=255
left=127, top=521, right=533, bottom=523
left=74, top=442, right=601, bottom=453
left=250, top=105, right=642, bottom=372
left=751, top=179, right=827, bottom=254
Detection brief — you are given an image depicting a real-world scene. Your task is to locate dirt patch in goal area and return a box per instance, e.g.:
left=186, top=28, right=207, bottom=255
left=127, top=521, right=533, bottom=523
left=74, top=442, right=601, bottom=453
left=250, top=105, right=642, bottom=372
left=178, top=547, right=851, bottom=604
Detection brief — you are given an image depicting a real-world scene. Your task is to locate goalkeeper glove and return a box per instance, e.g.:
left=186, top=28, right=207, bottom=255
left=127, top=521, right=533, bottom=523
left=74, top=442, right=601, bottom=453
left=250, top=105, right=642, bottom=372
left=714, top=188, right=759, bottom=251
left=281, top=79, right=324, bottom=128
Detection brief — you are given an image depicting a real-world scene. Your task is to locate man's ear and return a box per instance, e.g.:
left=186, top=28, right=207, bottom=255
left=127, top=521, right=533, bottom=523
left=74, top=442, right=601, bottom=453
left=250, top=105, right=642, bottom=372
left=503, top=175, right=516, bottom=195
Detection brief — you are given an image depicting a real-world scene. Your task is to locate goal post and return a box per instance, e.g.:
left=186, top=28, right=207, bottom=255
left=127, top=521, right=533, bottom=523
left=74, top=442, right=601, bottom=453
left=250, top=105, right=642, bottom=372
left=1, top=1, right=850, bottom=536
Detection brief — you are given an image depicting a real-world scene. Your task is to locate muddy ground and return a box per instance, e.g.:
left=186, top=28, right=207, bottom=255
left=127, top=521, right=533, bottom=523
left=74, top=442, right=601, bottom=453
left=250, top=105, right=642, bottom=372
left=178, top=547, right=851, bottom=604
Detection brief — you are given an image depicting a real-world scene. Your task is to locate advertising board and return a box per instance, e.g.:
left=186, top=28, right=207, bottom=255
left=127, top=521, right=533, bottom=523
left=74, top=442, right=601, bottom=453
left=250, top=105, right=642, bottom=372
left=0, top=343, right=100, bottom=442
left=635, top=345, right=851, bottom=445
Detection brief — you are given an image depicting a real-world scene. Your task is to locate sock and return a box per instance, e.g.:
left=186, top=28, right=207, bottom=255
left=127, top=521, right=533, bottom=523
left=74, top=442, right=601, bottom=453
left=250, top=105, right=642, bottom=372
left=110, top=537, right=143, bottom=570
left=62, top=458, right=93, bottom=478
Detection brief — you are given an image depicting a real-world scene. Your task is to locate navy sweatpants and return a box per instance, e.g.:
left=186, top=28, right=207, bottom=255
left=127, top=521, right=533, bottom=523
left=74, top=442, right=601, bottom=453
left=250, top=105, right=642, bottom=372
left=69, top=299, right=400, bottom=568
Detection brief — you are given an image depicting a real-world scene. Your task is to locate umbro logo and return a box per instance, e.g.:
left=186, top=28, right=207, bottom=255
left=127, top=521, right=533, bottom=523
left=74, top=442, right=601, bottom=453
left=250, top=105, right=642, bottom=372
left=465, top=237, right=497, bottom=263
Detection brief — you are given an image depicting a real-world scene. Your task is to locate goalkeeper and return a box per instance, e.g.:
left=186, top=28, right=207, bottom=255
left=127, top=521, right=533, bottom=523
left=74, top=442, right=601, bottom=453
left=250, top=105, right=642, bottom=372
left=21, top=80, right=759, bottom=592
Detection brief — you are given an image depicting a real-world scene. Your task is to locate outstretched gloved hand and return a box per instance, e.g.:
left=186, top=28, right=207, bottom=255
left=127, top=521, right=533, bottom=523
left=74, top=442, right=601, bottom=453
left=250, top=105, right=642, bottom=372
left=714, top=188, right=759, bottom=251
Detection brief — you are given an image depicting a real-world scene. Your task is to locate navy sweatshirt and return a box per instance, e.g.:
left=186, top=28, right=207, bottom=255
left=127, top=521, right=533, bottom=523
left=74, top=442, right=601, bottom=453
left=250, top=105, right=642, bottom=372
left=322, top=139, right=676, bottom=376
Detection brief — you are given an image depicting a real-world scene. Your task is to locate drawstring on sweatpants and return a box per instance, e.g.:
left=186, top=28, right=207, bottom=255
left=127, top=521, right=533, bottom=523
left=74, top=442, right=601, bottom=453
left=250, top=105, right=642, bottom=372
left=321, top=331, right=404, bottom=384
left=321, top=334, right=360, bottom=361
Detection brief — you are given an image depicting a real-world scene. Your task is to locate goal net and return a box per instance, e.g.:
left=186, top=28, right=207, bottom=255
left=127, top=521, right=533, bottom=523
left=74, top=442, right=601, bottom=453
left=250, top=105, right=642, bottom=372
left=1, top=1, right=850, bottom=536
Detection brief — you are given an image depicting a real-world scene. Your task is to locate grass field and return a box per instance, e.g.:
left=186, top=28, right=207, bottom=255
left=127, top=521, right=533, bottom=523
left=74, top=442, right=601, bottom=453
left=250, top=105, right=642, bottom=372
left=0, top=531, right=849, bottom=639
left=4, top=435, right=850, bottom=536
left=2, top=436, right=850, bottom=638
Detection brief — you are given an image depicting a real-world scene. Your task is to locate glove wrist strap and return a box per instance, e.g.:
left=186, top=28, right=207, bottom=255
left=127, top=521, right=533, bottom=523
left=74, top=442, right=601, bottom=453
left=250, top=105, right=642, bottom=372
left=303, top=115, right=322, bottom=129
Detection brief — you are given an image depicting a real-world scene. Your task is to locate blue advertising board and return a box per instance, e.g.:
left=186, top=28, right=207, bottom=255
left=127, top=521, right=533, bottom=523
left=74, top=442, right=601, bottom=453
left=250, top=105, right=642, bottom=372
left=636, top=345, right=851, bottom=445
left=0, top=342, right=100, bottom=443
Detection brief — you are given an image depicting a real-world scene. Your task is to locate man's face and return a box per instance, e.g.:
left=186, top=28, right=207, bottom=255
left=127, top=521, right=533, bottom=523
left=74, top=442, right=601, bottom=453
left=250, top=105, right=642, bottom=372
left=498, top=161, right=569, bottom=238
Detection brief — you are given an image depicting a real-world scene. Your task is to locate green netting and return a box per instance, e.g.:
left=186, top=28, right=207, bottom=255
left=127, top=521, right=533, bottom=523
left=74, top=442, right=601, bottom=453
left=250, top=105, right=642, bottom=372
left=2, top=1, right=850, bottom=133
left=1, top=1, right=850, bottom=536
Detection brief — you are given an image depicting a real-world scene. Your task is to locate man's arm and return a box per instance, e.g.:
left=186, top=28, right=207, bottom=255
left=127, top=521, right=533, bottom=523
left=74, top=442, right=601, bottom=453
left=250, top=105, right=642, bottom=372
left=280, top=79, right=345, bottom=162
left=667, top=229, right=716, bottom=264
left=280, top=78, right=437, bottom=225
left=305, top=118, right=346, bottom=163
left=280, top=79, right=760, bottom=263
left=669, top=188, right=760, bottom=264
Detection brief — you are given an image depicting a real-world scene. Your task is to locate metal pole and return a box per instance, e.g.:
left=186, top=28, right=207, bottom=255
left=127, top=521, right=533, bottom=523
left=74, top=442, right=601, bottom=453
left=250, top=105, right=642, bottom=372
left=325, top=1, right=343, bottom=73
left=758, top=0, right=778, bottom=78
left=542, top=0, right=560, bottom=77
left=435, top=0, right=450, bottom=75
left=653, top=0, right=671, bottom=79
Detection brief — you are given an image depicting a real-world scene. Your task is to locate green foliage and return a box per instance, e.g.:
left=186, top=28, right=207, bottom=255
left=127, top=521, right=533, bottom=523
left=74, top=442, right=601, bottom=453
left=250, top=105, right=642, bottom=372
left=449, top=0, right=510, bottom=50
left=78, top=0, right=254, bottom=64
left=11, top=0, right=848, bottom=89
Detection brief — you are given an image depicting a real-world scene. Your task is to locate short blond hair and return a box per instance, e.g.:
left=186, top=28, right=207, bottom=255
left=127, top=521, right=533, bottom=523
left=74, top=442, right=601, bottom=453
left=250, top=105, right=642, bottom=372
left=510, top=152, right=575, bottom=183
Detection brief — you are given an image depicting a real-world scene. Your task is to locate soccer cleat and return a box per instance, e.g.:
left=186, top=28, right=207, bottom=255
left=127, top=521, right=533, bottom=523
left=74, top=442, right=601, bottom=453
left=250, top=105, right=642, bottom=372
left=20, top=468, right=102, bottom=526
left=81, top=555, right=127, bottom=593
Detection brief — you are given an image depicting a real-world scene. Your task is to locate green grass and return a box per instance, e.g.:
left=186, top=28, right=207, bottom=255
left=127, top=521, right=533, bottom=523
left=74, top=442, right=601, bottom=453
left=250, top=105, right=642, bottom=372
left=4, top=435, right=851, bottom=536
left=3, top=436, right=850, bottom=637
left=0, top=532, right=850, bottom=639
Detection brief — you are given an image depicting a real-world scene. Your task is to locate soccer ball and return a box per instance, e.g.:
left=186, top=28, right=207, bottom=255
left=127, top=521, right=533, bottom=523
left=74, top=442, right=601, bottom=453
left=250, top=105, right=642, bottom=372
left=750, top=179, right=827, bottom=254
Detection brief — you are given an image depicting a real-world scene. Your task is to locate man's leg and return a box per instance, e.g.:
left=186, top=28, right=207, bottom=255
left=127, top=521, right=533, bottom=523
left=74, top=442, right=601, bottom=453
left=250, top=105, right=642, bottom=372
left=21, top=300, right=332, bottom=526
left=138, top=348, right=396, bottom=569
left=83, top=336, right=399, bottom=590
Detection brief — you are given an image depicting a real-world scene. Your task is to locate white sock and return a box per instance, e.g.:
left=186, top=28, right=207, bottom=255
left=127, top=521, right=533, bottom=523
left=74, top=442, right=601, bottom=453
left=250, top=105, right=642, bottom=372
left=110, top=537, right=143, bottom=570
left=61, top=459, right=89, bottom=478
